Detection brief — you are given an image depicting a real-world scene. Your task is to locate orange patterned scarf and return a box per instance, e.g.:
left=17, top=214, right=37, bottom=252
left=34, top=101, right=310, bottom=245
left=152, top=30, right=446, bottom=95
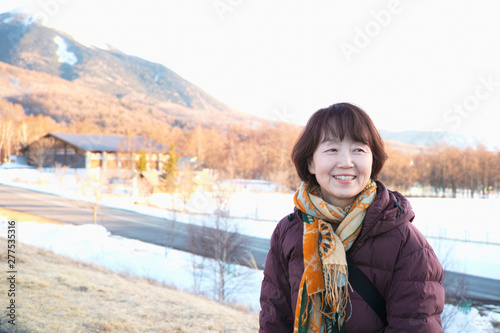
left=293, top=180, right=377, bottom=333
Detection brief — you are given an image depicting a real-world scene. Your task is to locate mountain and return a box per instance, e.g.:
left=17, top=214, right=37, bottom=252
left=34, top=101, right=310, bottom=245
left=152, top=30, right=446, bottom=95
left=3, top=11, right=488, bottom=151
left=379, top=129, right=494, bottom=150
left=0, top=11, right=255, bottom=129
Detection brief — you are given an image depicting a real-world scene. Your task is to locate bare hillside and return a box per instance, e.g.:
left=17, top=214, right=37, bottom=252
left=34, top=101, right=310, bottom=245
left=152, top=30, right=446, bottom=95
left=0, top=236, right=259, bottom=333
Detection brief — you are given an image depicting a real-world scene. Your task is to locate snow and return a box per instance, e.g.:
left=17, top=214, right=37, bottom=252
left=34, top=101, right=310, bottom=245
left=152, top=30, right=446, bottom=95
left=22, top=13, right=34, bottom=26
left=408, top=197, right=500, bottom=281
left=442, top=304, right=500, bottom=332
left=54, top=35, right=78, bottom=65
left=1, top=170, right=500, bottom=330
left=0, top=162, right=35, bottom=170
left=0, top=219, right=263, bottom=312
left=0, top=169, right=499, bottom=278
left=409, top=198, right=500, bottom=243
left=1, top=218, right=499, bottom=331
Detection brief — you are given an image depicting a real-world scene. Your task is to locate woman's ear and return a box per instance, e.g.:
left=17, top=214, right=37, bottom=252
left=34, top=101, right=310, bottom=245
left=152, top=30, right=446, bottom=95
left=307, top=159, right=315, bottom=175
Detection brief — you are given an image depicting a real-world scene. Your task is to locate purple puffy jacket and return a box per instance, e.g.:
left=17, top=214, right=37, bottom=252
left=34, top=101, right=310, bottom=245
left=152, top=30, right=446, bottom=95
left=259, top=181, right=445, bottom=332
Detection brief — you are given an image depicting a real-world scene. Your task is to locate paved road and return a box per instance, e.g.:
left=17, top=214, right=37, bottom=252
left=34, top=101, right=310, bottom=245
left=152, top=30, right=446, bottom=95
left=443, top=271, right=500, bottom=304
left=1, top=184, right=499, bottom=304
left=0, top=184, right=270, bottom=268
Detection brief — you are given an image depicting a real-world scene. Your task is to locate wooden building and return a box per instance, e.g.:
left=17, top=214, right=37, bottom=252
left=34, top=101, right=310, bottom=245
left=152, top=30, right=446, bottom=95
left=23, top=132, right=170, bottom=171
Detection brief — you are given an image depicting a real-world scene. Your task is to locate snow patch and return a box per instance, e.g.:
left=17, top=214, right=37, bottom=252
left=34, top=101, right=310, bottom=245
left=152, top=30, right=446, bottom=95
left=0, top=219, right=263, bottom=311
left=53, top=35, right=78, bottom=65
left=0, top=162, right=34, bottom=170
left=21, top=12, right=37, bottom=26
left=443, top=304, right=500, bottom=332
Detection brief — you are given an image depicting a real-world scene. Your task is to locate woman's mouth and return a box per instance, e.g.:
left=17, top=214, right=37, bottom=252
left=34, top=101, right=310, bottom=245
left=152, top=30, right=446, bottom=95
left=333, top=175, right=356, bottom=181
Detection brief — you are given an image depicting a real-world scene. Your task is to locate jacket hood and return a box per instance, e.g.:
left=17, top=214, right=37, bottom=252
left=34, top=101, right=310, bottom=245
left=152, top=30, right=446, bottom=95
left=349, top=180, right=415, bottom=253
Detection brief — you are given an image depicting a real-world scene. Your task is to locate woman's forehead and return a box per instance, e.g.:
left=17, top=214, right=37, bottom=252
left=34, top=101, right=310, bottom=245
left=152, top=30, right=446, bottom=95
left=320, top=135, right=341, bottom=143
left=320, top=122, right=369, bottom=144
left=319, top=137, right=368, bottom=145
left=319, top=131, right=357, bottom=143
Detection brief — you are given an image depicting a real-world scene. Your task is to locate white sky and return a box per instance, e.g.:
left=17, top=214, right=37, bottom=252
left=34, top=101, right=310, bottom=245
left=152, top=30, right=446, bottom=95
left=1, top=0, right=500, bottom=146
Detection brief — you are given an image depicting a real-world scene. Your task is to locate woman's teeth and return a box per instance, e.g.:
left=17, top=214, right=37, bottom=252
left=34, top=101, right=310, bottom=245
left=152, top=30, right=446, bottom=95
left=333, top=176, right=356, bottom=180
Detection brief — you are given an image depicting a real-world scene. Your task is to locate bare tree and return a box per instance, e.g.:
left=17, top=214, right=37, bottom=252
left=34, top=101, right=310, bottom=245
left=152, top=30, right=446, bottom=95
left=178, top=163, right=197, bottom=211
left=16, top=120, right=29, bottom=152
left=80, top=169, right=108, bottom=225
left=188, top=187, right=254, bottom=303
left=163, top=199, right=178, bottom=258
left=53, top=162, right=70, bottom=187
left=0, top=119, right=14, bottom=163
left=190, top=252, right=207, bottom=296
left=432, top=235, right=470, bottom=332
left=26, top=136, right=56, bottom=169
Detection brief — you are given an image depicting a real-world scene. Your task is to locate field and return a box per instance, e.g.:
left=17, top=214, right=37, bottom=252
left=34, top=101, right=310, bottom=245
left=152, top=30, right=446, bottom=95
left=0, top=235, right=258, bottom=333
left=1, top=175, right=500, bottom=332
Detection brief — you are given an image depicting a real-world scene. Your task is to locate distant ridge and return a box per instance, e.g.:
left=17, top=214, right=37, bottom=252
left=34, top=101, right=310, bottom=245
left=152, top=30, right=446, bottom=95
left=0, top=11, right=258, bottom=129
left=2, top=11, right=493, bottom=151
left=379, top=129, right=494, bottom=150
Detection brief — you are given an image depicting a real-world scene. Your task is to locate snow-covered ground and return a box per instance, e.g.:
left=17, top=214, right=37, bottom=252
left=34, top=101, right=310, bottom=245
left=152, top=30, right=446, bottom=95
left=0, top=220, right=262, bottom=310
left=1, top=169, right=500, bottom=331
left=6, top=171, right=495, bottom=278
left=1, top=219, right=499, bottom=332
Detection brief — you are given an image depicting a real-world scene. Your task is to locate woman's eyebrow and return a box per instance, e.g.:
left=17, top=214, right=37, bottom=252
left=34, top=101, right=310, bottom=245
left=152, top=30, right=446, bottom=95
left=321, top=137, right=341, bottom=144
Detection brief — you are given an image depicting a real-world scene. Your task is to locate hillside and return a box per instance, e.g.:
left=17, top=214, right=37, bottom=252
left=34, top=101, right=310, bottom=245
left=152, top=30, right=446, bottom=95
left=0, top=60, right=179, bottom=131
left=0, top=11, right=259, bottom=131
left=384, top=139, right=427, bottom=155
left=0, top=235, right=259, bottom=333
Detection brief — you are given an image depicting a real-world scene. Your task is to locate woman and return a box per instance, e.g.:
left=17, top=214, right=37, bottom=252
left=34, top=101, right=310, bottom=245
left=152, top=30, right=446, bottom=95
left=259, top=103, right=444, bottom=332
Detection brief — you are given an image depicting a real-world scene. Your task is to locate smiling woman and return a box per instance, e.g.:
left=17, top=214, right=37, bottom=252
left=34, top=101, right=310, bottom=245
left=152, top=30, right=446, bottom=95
left=291, top=103, right=387, bottom=187
left=259, top=103, right=445, bottom=333
left=295, top=104, right=385, bottom=208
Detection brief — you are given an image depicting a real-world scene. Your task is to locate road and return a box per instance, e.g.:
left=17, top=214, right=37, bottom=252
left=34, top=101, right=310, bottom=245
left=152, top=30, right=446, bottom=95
left=1, top=184, right=499, bottom=304
left=0, top=184, right=270, bottom=269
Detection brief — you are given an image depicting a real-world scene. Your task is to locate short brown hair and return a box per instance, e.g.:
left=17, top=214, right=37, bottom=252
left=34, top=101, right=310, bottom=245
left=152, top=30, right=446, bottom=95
left=291, top=103, right=387, bottom=186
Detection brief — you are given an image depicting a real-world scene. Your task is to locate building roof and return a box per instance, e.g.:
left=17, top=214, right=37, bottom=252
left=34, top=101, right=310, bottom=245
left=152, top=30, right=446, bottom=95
left=47, top=132, right=169, bottom=153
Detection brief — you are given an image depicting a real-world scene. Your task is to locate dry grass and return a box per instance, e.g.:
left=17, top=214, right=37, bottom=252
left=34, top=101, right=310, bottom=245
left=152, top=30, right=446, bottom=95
left=0, top=220, right=259, bottom=332
left=0, top=208, right=66, bottom=225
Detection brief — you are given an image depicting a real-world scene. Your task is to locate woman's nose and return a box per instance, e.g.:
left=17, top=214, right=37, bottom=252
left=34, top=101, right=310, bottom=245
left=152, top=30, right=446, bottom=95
left=337, top=152, right=354, bottom=168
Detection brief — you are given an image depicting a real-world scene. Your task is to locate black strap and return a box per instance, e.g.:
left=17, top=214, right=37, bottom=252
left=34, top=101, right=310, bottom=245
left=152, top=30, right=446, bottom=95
left=347, top=257, right=388, bottom=326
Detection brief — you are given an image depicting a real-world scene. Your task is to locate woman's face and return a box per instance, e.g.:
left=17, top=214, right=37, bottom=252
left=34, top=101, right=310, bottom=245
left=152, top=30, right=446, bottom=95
left=308, top=137, right=373, bottom=207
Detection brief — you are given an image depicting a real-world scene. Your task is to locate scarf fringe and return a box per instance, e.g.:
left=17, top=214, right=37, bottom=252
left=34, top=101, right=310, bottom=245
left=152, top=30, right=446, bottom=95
left=300, top=266, right=352, bottom=328
left=325, top=264, right=351, bottom=326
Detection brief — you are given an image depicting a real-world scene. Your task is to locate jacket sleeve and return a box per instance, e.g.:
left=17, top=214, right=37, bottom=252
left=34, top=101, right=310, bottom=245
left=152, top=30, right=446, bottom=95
left=385, top=223, right=445, bottom=332
left=259, top=222, right=294, bottom=333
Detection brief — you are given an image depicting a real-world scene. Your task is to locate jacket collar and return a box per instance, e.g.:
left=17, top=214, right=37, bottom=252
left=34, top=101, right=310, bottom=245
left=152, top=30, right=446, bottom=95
left=348, top=180, right=415, bottom=253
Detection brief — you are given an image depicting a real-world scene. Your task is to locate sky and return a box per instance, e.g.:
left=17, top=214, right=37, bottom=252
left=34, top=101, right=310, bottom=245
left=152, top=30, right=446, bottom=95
left=1, top=0, right=500, bottom=147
